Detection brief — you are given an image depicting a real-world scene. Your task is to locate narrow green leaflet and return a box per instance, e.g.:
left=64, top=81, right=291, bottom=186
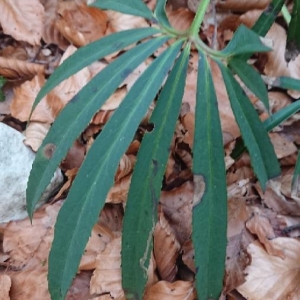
left=92, top=0, right=154, bottom=20
left=238, top=0, right=285, bottom=62
left=286, top=0, right=300, bottom=61
left=154, top=0, right=172, bottom=30
left=27, top=37, right=169, bottom=218
left=232, top=100, right=300, bottom=160
left=122, top=44, right=190, bottom=299
left=32, top=27, right=160, bottom=112
left=229, top=57, right=269, bottom=111
left=192, top=53, right=227, bottom=300
left=221, top=24, right=271, bottom=57
left=271, top=76, right=300, bottom=90
left=0, top=76, right=6, bottom=102
left=293, top=151, right=300, bottom=186
left=251, top=0, right=285, bottom=36
left=48, top=40, right=183, bottom=300
left=218, top=62, right=280, bottom=190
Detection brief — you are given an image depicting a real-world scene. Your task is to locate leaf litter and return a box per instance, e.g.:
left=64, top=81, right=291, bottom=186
left=1, top=0, right=300, bottom=299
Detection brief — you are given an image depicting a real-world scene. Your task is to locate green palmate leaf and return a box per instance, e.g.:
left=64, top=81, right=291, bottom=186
left=48, top=40, right=184, bottom=300
left=229, top=57, right=269, bottom=111
left=27, top=36, right=169, bottom=218
left=218, top=62, right=280, bottom=190
left=32, top=27, right=160, bottom=113
left=92, top=0, right=154, bottom=20
left=122, top=43, right=190, bottom=299
left=232, top=100, right=300, bottom=159
left=271, top=76, right=300, bottom=90
left=192, top=53, right=227, bottom=300
left=221, top=24, right=271, bottom=57
left=154, top=0, right=172, bottom=30
left=286, top=0, right=300, bottom=62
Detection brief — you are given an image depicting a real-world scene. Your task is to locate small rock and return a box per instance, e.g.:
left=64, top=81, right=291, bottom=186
left=0, top=123, right=63, bottom=222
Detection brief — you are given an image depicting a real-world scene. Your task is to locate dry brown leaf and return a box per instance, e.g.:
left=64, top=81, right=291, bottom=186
left=107, top=10, right=148, bottom=33
left=277, top=215, right=300, bottom=238
left=167, top=7, right=194, bottom=31
left=11, top=74, right=53, bottom=123
left=154, top=210, right=181, bottom=281
left=0, top=0, right=44, bottom=45
left=269, top=132, right=297, bottom=159
left=182, top=239, right=195, bottom=273
left=237, top=238, right=300, bottom=299
left=216, top=0, right=269, bottom=11
left=144, top=280, right=196, bottom=300
left=53, top=168, right=78, bottom=201
left=2, top=202, right=62, bottom=269
left=90, top=235, right=125, bottom=299
left=0, top=57, right=44, bottom=80
left=24, top=122, right=50, bottom=152
left=160, top=182, right=193, bottom=245
left=60, top=140, right=86, bottom=171
left=98, top=204, right=124, bottom=233
left=79, top=224, right=113, bottom=271
left=8, top=267, right=49, bottom=300
left=56, top=3, right=108, bottom=47
left=115, top=154, right=136, bottom=181
left=0, top=274, right=11, bottom=300
left=101, top=87, right=127, bottom=111
left=42, top=0, right=70, bottom=50
left=257, top=176, right=300, bottom=216
left=246, top=211, right=284, bottom=258
left=240, top=10, right=300, bottom=98
left=106, top=175, right=132, bottom=204
left=49, top=45, right=91, bottom=117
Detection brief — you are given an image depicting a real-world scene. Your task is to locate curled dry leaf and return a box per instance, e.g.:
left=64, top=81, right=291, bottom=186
left=53, top=168, right=78, bottom=201
left=257, top=175, right=300, bottom=216
left=182, top=239, right=195, bottom=273
left=216, top=0, right=269, bottom=12
left=0, top=0, right=44, bottom=45
left=42, top=0, right=70, bottom=50
left=98, top=204, right=124, bottom=233
left=160, top=182, right=193, bottom=245
left=106, top=175, right=132, bottom=204
left=24, top=122, right=50, bottom=152
left=154, top=210, right=181, bottom=281
left=246, top=211, right=284, bottom=258
left=115, top=154, right=136, bottom=181
left=237, top=238, right=300, bottom=300
left=0, top=57, right=44, bottom=80
left=90, top=235, right=125, bottom=299
left=56, top=3, right=108, bottom=47
left=144, top=280, right=196, bottom=300
left=0, top=274, right=11, bottom=300
left=11, top=73, right=53, bottom=123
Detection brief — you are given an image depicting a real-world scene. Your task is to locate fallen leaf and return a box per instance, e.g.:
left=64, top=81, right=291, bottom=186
left=237, top=238, right=300, bottom=300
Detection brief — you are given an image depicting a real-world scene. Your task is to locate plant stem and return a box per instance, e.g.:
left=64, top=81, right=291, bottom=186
left=281, top=4, right=291, bottom=24
left=189, top=0, right=211, bottom=37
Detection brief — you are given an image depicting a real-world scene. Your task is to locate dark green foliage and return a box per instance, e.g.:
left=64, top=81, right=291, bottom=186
left=26, top=1, right=300, bottom=299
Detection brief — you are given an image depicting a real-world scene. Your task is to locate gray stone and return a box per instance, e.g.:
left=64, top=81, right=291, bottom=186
left=0, top=123, right=63, bottom=222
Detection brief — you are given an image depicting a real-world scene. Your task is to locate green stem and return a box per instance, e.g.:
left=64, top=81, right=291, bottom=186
left=281, top=4, right=291, bottom=24
left=189, top=0, right=211, bottom=37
